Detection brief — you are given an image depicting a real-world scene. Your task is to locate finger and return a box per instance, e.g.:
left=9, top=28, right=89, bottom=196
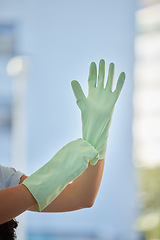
left=88, top=62, right=97, bottom=90
left=71, top=80, right=86, bottom=103
left=105, top=62, right=114, bottom=91
left=90, top=157, right=98, bottom=166
left=114, top=72, right=125, bottom=100
left=97, top=59, right=105, bottom=88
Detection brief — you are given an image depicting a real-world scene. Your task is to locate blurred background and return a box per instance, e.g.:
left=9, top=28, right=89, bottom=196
left=0, top=0, right=160, bottom=239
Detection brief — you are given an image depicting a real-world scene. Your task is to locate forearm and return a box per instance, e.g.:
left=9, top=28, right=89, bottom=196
left=70, top=159, right=105, bottom=207
left=28, top=159, right=105, bottom=212
left=0, top=184, right=36, bottom=224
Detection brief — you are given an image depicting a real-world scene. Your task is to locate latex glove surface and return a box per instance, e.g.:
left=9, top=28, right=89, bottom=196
left=22, top=138, right=98, bottom=212
left=71, top=59, right=125, bottom=165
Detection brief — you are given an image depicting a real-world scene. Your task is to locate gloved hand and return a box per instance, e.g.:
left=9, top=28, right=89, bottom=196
left=71, top=59, right=125, bottom=165
left=22, top=138, right=98, bottom=212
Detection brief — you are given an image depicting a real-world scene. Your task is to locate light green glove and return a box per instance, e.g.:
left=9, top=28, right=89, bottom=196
left=22, top=138, right=98, bottom=212
left=71, top=59, right=125, bottom=165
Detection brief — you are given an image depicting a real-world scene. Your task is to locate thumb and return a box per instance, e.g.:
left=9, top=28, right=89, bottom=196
left=71, top=80, right=87, bottom=108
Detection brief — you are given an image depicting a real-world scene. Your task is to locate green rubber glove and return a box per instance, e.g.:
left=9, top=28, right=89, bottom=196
left=22, top=138, right=98, bottom=212
left=71, top=59, right=125, bottom=165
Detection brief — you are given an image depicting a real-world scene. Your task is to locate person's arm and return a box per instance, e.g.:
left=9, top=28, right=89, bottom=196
left=21, top=160, right=104, bottom=212
left=0, top=184, right=36, bottom=224
left=0, top=158, right=103, bottom=224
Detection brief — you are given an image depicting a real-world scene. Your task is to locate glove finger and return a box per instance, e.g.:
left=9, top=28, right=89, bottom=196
left=105, top=62, right=114, bottom=91
left=97, top=59, right=105, bottom=89
left=90, top=157, right=98, bottom=166
left=88, top=62, right=97, bottom=91
left=71, top=80, right=86, bottom=103
left=114, top=72, right=125, bottom=101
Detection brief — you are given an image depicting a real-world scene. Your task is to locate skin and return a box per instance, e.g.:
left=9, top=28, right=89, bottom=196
left=0, top=160, right=104, bottom=224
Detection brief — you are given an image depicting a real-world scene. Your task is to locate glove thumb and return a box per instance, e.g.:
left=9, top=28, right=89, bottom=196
left=71, top=80, right=87, bottom=110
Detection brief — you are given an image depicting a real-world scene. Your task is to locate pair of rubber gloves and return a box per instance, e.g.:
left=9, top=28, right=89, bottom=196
left=22, top=59, right=125, bottom=212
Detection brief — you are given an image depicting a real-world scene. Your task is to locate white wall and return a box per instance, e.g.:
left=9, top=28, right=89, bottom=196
left=0, top=1, right=137, bottom=239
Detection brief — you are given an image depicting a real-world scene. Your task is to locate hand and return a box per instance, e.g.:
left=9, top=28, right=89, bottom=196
left=71, top=59, right=125, bottom=165
left=22, top=139, right=98, bottom=211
